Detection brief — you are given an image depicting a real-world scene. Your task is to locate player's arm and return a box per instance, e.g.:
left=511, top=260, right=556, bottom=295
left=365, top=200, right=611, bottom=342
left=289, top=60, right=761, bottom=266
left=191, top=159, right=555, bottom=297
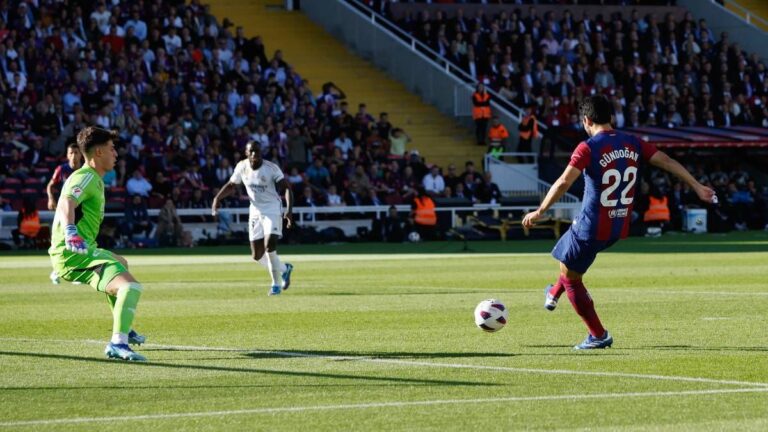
left=46, top=168, right=61, bottom=210
left=211, top=181, right=238, bottom=216
left=277, top=178, right=294, bottom=229
left=55, top=195, right=88, bottom=254
left=649, top=151, right=716, bottom=203
left=522, top=165, right=581, bottom=228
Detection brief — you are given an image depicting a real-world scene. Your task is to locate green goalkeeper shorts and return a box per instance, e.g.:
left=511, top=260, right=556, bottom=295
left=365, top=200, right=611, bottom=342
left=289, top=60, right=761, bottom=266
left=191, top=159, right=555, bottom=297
left=51, top=248, right=127, bottom=293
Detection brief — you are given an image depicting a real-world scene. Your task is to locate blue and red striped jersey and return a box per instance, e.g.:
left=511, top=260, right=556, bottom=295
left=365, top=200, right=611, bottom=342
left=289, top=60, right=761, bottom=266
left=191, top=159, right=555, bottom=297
left=569, top=130, right=658, bottom=241
left=51, top=163, right=75, bottom=185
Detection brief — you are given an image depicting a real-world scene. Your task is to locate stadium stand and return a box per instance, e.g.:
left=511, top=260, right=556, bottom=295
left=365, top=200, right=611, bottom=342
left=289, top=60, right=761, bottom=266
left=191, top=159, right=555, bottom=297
left=0, top=0, right=765, bottom=248
left=0, top=0, right=485, bottom=223
left=360, top=0, right=768, bottom=232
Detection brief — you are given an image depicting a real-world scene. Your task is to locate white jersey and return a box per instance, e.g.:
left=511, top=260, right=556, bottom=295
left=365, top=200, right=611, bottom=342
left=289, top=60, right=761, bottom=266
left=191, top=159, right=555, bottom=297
left=230, top=159, right=284, bottom=216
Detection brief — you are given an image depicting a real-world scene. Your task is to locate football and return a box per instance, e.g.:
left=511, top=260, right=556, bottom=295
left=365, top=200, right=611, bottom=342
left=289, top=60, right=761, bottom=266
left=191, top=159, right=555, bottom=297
left=473, top=299, right=508, bottom=332
left=407, top=231, right=421, bottom=242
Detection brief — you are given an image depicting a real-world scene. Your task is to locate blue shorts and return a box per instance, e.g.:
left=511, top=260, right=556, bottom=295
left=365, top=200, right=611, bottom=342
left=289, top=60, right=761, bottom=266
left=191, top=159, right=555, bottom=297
left=551, top=228, right=618, bottom=274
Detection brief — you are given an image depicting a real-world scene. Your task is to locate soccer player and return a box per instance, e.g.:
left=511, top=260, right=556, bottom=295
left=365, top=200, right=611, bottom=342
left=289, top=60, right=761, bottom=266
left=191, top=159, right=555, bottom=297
left=47, top=142, right=83, bottom=210
left=211, top=141, right=294, bottom=295
left=49, top=127, right=147, bottom=361
left=47, top=142, right=83, bottom=284
left=523, top=96, right=715, bottom=350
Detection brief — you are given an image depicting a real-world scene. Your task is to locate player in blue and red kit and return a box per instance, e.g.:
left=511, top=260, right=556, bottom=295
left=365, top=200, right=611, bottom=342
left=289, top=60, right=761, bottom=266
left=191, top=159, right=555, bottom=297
left=46, top=141, right=83, bottom=285
left=523, top=96, right=716, bottom=349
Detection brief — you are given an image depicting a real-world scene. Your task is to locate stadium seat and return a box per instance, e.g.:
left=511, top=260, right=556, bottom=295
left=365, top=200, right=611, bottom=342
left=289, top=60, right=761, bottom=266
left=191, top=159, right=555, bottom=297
left=20, top=188, right=38, bottom=198
left=0, top=188, right=18, bottom=197
left=23, top=178, right=44, bottom=192
left=2, top=178, right=22, bottom=191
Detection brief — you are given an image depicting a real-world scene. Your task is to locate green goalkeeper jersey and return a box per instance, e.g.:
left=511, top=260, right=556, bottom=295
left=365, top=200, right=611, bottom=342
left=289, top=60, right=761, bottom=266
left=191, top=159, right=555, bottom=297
left=49, top=165, right=105, bottom=257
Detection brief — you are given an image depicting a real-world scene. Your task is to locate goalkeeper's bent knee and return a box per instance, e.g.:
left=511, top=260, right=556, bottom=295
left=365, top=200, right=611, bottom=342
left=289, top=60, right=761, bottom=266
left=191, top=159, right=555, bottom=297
left=120, top=282, right=143, bottom=292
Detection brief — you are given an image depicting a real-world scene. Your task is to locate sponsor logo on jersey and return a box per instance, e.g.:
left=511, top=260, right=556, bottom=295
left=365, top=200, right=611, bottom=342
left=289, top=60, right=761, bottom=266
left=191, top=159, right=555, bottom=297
left=248, top=183, right=268, bottom=193
left=71, top=186, right=83, bottom=198
left=608, top=208, right=629, bottom=218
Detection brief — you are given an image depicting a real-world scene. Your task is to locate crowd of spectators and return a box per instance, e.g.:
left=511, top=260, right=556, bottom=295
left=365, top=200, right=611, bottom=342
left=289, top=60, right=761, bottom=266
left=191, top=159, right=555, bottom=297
left=642, top=157, right=767, bottom=232
left=1, top=0, right=764, bottom=247
left=391, top=2, right=768, bottom=130
left=0, top=0, right=505, bottom=221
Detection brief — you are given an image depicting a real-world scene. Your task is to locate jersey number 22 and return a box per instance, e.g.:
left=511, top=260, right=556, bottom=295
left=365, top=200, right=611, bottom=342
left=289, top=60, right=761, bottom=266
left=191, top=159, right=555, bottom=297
left=600, top=166, right=637, bottom=207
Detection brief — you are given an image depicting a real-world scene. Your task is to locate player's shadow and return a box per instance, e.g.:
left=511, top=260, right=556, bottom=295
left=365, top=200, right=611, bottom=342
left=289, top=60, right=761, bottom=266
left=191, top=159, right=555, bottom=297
left=519, top=344, right=629, bottom=355
left=0, top=351, right=492, bottom=387
left=0, top=383, right=414, bottom=391
left=634, top=345, right=768, bottom=352
left=239, top=350, right=515, bottom=360
left=322, top=291, right=489, bottom=296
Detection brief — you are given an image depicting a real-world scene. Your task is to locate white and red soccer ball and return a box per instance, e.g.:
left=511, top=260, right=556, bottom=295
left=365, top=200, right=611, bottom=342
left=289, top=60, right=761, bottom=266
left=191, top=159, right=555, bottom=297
left=474, top=299, right=508, bottom=332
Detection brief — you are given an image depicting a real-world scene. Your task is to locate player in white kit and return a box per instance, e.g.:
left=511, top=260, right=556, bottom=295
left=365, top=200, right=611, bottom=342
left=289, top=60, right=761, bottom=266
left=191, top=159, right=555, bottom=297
left=212, top=141, right=295, bottom=295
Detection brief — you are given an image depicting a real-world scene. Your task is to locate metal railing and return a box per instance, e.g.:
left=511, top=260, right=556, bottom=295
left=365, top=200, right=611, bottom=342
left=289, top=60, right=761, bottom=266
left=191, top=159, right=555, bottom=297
left=717, top=0, right=768, bottom=33
left=484, top=153, right=581, bottom=204
left=339, top=0, right=547, bottom=130
left=0, top=203, right=580, bottom=238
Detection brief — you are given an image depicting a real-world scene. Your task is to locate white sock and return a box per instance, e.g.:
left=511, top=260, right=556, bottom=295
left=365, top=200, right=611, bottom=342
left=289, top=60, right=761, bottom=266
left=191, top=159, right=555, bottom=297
left=256, top=254, right=269, bottom=269
left=269, top=251, right=287, bottom=273
left=111, top=333, right=128, bottom=345
left=266, top=251, right=283, bottom=287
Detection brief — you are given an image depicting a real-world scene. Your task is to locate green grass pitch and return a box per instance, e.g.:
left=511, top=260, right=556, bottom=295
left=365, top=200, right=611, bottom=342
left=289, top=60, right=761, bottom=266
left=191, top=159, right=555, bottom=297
left=1, top=232, right=767, bottom=431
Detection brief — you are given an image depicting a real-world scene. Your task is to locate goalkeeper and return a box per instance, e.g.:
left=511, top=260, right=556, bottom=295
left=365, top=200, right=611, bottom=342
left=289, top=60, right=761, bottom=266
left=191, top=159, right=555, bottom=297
left=49, top=126, right=147, bottom=362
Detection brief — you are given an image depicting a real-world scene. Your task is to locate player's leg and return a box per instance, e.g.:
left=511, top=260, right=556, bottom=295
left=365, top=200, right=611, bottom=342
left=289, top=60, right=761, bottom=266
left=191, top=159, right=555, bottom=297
left=264, top=214, right=292, bottom=291
left=544, top=275, right=567, bottom=311
left=250, top=239, right=270, bottom=269
left=97, top=251, right=144, bottom=343
left=250, top=215, right=280, bottom=295
left=249, top=214, right=273, bottom=270
left=101, top=251, right=127, bottom=314
left=559, top=262, right=612, bottom=349
left=544, top=232, right=572, bottom=310
left=551, top=231, right=611, bottom=349
left=261, top=215, right=287, bottom=295
left=103, top=270, right=146, bottom=361
left=264, top=236, right=282, bottom=295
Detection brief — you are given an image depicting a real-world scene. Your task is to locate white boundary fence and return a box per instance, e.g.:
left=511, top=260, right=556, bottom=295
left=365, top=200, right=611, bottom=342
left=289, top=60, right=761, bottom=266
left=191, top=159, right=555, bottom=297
left=0, top=203, right=580, bottom=242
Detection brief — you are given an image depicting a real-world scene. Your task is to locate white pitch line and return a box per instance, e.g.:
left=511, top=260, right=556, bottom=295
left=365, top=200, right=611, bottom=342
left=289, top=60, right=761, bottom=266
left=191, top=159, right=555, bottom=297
left=0, top=252, right=545, bottom=269
left=1, top=387, right=767, bottom=427
left=600, top=289, right=768, bottom=297
left=2, top=337, right=767, bottom=389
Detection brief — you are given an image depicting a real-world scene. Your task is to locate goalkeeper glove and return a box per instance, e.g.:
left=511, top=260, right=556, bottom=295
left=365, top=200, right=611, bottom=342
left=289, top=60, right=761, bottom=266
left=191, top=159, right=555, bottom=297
left=65, top=224, right=88, bottom=254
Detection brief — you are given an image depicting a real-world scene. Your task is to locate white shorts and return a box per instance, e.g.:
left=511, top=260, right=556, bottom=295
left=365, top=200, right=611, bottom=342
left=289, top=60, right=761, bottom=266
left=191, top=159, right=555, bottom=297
left=249, top=213, right=282, bottom=241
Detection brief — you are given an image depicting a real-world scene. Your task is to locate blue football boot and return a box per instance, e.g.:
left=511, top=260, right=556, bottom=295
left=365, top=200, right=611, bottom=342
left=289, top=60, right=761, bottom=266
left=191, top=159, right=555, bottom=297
left=574, top=331, right=613, bottom=350
left=544, top=284, right=558, bottom=311
left=128, top=329, right=146, bottom=345
left=105, top=343, right=147, bottom=361
left=281, top=263, right=294, bottom=291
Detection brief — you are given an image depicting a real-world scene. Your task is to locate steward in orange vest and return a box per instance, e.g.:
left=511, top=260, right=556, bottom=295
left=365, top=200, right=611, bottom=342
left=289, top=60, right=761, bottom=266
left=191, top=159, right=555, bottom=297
left=644, top=195, right=671, bottom=223
left=488, top=116, right=509, bottom=159
left=19, top=211, right=41, bottom=237
left=13, top=199, right=41, bottom=247
left=412, top=195, right=437, bottom=226
left=472, top=88, right=491, bottom=120
left=517, top=103, right=539, bottom=162
left=472, top=83, right=492, bottom=146
left=410, top=187, right=438, bottom=241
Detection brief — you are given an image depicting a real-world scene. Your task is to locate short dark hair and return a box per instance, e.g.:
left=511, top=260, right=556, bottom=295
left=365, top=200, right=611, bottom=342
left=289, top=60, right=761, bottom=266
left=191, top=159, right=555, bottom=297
left=66, top=141, right=80, bottom=151
left=76, top=126, right=117, bottom=156
left=579, top=95, right=613, bottom=125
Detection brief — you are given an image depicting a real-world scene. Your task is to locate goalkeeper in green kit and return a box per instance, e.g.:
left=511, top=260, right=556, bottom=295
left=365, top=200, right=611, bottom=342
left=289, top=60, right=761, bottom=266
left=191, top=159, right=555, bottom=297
left=49, top=126, right=147, bottom=362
